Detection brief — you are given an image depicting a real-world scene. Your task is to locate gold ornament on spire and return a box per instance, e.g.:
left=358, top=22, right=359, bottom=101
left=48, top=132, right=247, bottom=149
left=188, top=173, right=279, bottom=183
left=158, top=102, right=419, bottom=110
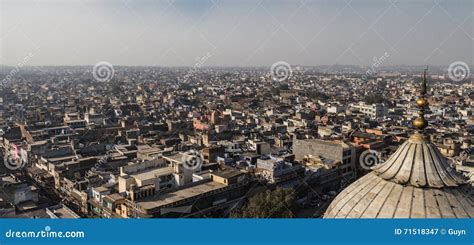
left=412, top=68, right=429, bottom=130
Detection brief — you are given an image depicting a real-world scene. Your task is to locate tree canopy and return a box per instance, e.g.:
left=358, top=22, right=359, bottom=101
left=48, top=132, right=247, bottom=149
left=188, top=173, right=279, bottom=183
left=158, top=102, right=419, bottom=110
left=231, top=188, right=296, bottom=218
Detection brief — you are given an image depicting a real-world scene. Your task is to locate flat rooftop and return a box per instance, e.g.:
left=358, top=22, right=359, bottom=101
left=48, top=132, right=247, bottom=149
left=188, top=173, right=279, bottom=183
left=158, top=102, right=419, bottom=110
left=131, top=167, right=174, bottom=181
left=47, top=205, right=80, bottom=218
left=137, top=181, right=226, bottom=211
left=212, top=169, right=244, bottom=179
left=163, top=153, right=186, bottom=163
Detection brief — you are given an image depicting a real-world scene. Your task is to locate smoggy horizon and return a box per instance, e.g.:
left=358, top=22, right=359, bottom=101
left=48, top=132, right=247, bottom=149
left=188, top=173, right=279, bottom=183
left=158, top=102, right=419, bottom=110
left=1, top=0, right=472, bottom=67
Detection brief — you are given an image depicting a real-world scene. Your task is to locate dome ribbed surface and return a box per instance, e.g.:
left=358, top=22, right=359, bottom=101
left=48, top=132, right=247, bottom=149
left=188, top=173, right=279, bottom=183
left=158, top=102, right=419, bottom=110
left=372, top=134, right=466, bottom=188
left=324, top=172, right=473, bottom=218
left=324, top=133, right=473, bottom=219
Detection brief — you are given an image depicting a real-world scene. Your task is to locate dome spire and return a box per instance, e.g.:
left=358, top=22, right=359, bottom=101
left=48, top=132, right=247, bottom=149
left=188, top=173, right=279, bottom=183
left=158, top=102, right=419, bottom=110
left=372, top=68, right=466, bottom=188
left=324, top=68, right=472, bottom=219
left=412, top=68, right=429, bottom=130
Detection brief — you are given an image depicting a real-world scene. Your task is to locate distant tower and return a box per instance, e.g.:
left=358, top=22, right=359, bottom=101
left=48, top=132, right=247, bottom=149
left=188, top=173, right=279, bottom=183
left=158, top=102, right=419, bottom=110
left=324, top=69, right=473, bottom=218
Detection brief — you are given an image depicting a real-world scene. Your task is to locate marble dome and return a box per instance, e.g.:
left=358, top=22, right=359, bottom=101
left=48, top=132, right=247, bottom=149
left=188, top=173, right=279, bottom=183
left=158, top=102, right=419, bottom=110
left=324, top=133, right=473, bottom=218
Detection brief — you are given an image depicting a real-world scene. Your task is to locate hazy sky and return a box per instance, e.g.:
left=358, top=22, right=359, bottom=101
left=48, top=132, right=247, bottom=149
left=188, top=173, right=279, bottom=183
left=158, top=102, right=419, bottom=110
left=0, top=0, right=472, bottom=66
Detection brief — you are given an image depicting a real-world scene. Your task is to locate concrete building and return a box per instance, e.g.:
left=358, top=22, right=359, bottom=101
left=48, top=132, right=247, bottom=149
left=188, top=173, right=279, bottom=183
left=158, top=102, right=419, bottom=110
left=118, top=158, right=174, bottom=195
left=350, top=103, right=387, bottom=119
left=256, top=157, right=304, bottom=183
left=293, top=138, right=356, bottom=186
left=46, top=204, right=80, bottom=218
left=122, top=169, right=251, bottom=218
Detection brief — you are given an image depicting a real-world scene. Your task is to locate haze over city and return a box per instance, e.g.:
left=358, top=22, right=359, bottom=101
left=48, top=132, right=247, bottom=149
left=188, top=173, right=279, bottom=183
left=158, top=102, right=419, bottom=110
left=1, top=0, right=472, bottom=67
left=0, top=0, right=473, bottom=228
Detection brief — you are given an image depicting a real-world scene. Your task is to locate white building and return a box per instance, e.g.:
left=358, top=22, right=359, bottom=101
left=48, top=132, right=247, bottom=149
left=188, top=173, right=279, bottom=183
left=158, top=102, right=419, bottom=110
left=350, top=103, right=387, bottom=119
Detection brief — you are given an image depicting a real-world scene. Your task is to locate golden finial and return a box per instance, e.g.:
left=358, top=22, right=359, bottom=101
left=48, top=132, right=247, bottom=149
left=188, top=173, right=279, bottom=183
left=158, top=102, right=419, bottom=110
left=412, top=68, right=429, bottom=130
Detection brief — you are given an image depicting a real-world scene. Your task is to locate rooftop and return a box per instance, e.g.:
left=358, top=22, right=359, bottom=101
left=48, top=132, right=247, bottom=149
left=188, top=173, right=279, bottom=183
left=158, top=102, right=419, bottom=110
left=211, top=169, right=244, bottom=179
left=46, top=204, right=80, bottom=218
left=131, top=167, right=174, bottom=181
left=137, top=181, right=226, bottom=211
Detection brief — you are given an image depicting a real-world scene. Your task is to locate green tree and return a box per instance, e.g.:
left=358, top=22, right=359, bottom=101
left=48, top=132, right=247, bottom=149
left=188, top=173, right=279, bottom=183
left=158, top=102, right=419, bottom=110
left=231, top=188, right=296, bottom=218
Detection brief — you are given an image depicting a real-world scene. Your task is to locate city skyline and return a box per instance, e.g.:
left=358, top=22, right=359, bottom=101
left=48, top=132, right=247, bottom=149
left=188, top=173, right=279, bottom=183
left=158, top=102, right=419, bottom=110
left=1, top=0, right=472, bottom=67
left=0, top=2, right=473, bottom=245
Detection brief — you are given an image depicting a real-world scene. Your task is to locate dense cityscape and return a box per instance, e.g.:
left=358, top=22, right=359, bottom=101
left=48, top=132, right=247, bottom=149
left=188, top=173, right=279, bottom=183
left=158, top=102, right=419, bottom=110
left=0, top=63, right=472, bottom=218
left=1, top=1, right=473, bottom=245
